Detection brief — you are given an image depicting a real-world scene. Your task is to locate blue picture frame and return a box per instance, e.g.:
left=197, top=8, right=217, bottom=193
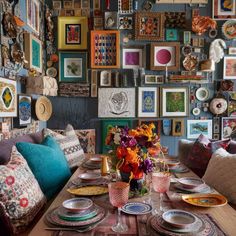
left=166, top=29, right=178, bottom=41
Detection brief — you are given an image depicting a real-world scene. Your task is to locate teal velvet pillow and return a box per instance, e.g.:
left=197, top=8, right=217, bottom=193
left=16, top=136, right=71, bottom=199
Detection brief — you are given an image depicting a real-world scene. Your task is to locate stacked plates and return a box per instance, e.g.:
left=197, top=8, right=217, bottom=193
left=82, top=160, right=101, bottom=169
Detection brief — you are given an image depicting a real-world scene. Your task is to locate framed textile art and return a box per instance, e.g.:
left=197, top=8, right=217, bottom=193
left=90, top=30, right=120, bottom=68
left=59, top=52, right=87, bottom=82
left=26, top=0, right=40, bottom=34
left=98, top=88, right=136, bottom=118
left=134, top=12, right=165, bottom=41
left=161, top=87, right=189, bottom=117
left=0, top=77, right=17, bottom=117
left=58, top=17, right=88, bottom=50
left=213, top=0, right=236, bottom=20
left=221, top=117, right=236, bottom=140
left=24, top=33, right=42, bottom=73
left=118, top=0, right=133, bottom=14
left=150, top=42, right=180, bottom=71
left=18, top=95, right=32, bottom=126
left=187, top=119, right=212, bottom=139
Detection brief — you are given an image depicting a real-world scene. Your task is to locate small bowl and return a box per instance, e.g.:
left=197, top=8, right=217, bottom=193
left=164, top=159, right=180, bottom=168
left=78, top=173, right=101, bottom=181
left=62, top=198, right=93, bottom=213
left=90, top=156, right=102, bottom=163
left=162, top=209, right=197, bottom=229
left=177, top=177, right=205, bottom=189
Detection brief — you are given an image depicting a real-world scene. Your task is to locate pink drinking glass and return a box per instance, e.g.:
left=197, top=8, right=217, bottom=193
left=108, top=181, right=130, bottom=233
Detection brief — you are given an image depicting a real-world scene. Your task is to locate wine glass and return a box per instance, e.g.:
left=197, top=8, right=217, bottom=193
left=108, top=181, right=130, bottom=233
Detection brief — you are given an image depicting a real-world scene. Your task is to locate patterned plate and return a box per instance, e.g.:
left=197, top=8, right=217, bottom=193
left=169, top=165, right=189, bottom=173
left=46, top=204, right=105, bottom=227
left=82, top=160, right=101, bottom=169
left=175, top=183, right=212, bottom=193
left=121, top=202, right=152, bottom=215
left=67, top=186, right=108, bottom=196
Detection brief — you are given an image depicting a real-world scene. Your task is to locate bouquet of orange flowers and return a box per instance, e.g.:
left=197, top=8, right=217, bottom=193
left=105, top=123, right=161, bottom=179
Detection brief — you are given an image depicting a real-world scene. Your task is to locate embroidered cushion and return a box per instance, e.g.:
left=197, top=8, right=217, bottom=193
left=0, top=146, right=46, bottom=234
left=203, top=148, right=236, bottom=204
left=184, top=134, right=230, bottom=177
left=43, top=124, right=85, bottom=169
left=16, top=136, right=71, bottom=199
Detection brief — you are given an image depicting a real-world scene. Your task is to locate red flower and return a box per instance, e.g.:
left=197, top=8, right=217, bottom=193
left=116, top=146, right=127, bottom=159
left=20, top=198, right=29, bottom=208
left=5, top=176, right=15, bottom=186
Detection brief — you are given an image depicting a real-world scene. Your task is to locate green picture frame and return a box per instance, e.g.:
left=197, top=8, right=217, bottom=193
left=59, top=52, right=87, bottom=82
left=166, top=29, right=178, bottom=41
left=101, top=119, right=132, bottom=153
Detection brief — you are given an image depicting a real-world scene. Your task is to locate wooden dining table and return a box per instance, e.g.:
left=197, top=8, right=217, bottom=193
left=29, top=154, right=236, bottom=236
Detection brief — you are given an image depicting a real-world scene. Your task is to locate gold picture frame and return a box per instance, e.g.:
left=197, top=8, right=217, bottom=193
left=58, top=16, right=88, bottom=50
left=172, top=119, right=184, bottom=136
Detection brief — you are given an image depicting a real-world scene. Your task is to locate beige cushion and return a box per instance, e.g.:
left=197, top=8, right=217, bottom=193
left=203, top=148, right=236, bottom=204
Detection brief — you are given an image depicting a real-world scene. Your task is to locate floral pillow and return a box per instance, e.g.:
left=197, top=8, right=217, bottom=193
left=185, top=134, right=230, bottom=177
left=0, top=146, right=46, bottom=234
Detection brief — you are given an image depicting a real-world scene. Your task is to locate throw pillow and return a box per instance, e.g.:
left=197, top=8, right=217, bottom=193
left=203, top=148, right=236, bottom=204
left=227, top=140, right=236, bottom=154
left=0, top=146, right=46, bottom=234
left=185, top=134, right=230, bottom=177
left=43, top=124, right=85, bottom=169
left=16, top=136, right=71, bottom=200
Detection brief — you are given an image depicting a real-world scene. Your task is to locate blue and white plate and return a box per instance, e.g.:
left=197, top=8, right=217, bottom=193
left=121, top=202, right=152, bottom=215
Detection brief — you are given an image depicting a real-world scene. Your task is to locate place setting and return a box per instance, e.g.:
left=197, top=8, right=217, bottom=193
left=164, top=159, right=189, bottom=173
left=82, top=155, right=102, bottom=170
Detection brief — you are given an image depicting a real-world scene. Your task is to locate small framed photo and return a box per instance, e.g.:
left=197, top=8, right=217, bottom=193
left=91, top=70, right=98, bottom=97
left=166, top=29, right=178, bottom=41
left=82, top=0, right=90, bottom=8
left=229, top=47, right=236, bottom=55
left=118, top=0, right=133, bottom=14
left=53, top=1, right=62, bottom=9
left=138, top=87, right=159, bottom=117
left=161, top=87, right=189, bottom=117
left=65, top=9, right=75, bottom=16
left=100, top=70, right=112, bottom=86
left=187, top=119, right=212, bottom=139
left=144, top=75, right=164, bottom=84
left=183, top=31, right=191, bottom=45
left=104, top=12, right=118, bottom=29
left=222, top=117, right=236, bottom=140
left=74, top=0, right=81, bottom=8
left=223, top=56, right=236, bottom=79
left=138, top=119, right=161, bottom=137
left=119, top=16, right=133, bottom=30
left=122, top=46, right=145, bottom=69
left=63, top=0, right=73, bottom=8
left=93, top=17, right=103, bottom=29
left=213, top=0, right=236, bottom=20
left=172, top=119, right=184, bottom=136
left=150, top=42, right=180, bottom=71
left=26, top=0, right=40, bottom=34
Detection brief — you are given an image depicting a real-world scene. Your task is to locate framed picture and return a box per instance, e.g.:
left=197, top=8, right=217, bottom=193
left=119, top=16, right=133, bottom=30
left=135, top=12, right=165, bottom=41
left=138, top=87, right=159, bottom=117
left=98, top=88, right=136, bottom=118
left=161, top=87, right=189, bottom=117
left=166, top=29, right=178, bottom=41
left=63, top=0, right=73, bottom=8
left=144, top=75, right=164, bottom=84
left=53, top=1, right=62, bottom=9
left=122, top=46, right=145, bottom=69
left=24, top=33, right=42, bottom=73
left=101, top=119, right=132, bottom=153
left=81, top=0, right=90, bottom=8
left=223, top=56, right=236, bottom=79
left=26, top=0, right=40, bottom=34
left=213, top=0, right=236, bottom=20
left=187, top=120, right=213, bottom=139
left=229, top=47, right=236, bottom=54
left=150, top=42, right=180, bottom=71
left=222, top=117, right=236, bottom=140
left=74, top=0, right=82, bottom=8
left=138, top=119, right=161, bottom=137
left=64, top=10, right=75, bottom=16
left=91, top=30, right=120, bottom=68
left=100, top=70, right=112, bottom=86
left=59, top=52, right=87, bottom=82
left=172, top=119, right=184, bottom=136
left=0, top=77, right=17, bottom=117
left=58, top=16, right=88, bottom=50
left=91, top=70, right=98, bottom=97
left=104, top=12, right=118, bottom=29
left=183, top=31, right=191, bottom=45
left=118, top=0, right=133, bottom=14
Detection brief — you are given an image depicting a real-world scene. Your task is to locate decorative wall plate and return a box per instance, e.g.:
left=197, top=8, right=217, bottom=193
left=222, top=20, right=236, bottom=40
left=183, top=55, right=198, bottom=71
left=46, top=67, right=57, bottom=78
left=195, top=87, right=209, bottom=101
left=209, top=98, right=228, bottom=115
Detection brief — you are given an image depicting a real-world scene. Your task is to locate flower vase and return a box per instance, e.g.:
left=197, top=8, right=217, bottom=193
left=120, top=171, right=144, bottom=192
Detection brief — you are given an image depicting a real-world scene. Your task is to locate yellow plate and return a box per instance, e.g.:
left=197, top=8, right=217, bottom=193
left=67, top=186, right=108, bottom=196
left=182, top=194, right=227, bottom=207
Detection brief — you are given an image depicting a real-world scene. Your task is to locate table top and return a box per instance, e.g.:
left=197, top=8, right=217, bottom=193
left=29, top=154, right=236, bottom=236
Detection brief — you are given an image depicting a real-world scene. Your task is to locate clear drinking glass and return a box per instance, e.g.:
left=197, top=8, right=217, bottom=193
left=108, top=181, right=130, bottom=233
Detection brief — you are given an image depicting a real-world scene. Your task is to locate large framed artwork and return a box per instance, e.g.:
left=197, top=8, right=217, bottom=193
left=135, top=12, right=165, bottom=41
left=213, top=0, right=236, bottom=20
left=0, top=77, right=17, bottom=117
left=221, top=117, right=236, bottom=140
left=150, top=42, right=180, bottom=71
left=98, top=88, right=136, bottom=118
left=24, top=33, right=42, bottom=73
left=58, top=16, right=88, bottom=50
left=59, top=52, right=87, bottom=82
left=26, top=0, right=40, bottom=34
left=161, top=87, right=189, bottom=117
left=187, top=119, right=212, bottom=139
left=223, top=56, right=236, bottom=79
left=138, top=87, right=159, bottom=117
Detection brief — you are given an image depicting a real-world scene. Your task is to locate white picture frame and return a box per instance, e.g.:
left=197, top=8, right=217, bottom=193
left=122, top=47, right=144, bottom=69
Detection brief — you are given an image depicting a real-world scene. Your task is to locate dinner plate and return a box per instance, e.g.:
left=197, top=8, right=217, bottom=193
left=195, top=87, right=209, bottom=102
left=177, top=177, right=205, bottom=189
left=78, top=173, right=101, bottom=181
left=182, top=194, right=228, bottom=207
left=169, top=165, right=189, bottom=173
left=121, top=202, right=152, bottom=215
left=90, top=156, right=102, bottom=163
left=62, top=198, right=93, bottom=213
left=175, top=183, right=212, bottom=193
left=67, top=186, right=108, bottom=196
left=82, top=160, right=101, bottom=169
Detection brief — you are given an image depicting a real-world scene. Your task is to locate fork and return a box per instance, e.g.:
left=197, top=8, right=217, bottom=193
left=45, top=225, right=94, bottom=233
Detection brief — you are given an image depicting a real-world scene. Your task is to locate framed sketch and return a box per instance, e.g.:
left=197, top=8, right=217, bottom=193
left=91, top=30, right=120, bottom=68
left=100, top=70, right=112, bottom=86
left=166, top=29, right=178, bottom=41
left=0, top=77, right=17, bottom=117
left=26, top=0, right=40, bottom=34
left=222, top=117, right=236, bottom=140
left=138, top=87, right=158, bottom=117
left=161, top=87, right=189, bottom=117
left=138, top=119, right=161, bottom=137
left=213, top=0, right=236, bottom=20
left=150, top=42, right=180, bottom=71
left=135, top=12, right=165, bottom=41
left=122, top=46, right=145, bottom=69
left=59, top=52, right=87, bottom=82
left=172, top=119, right=184, bottom=136
left=98, top=88, right=135, bottom=118
left=187, top=120, right=212, bottom=139
left=58, top=17, right=88, bottom=50
left=144, top=75, right=164, bottom=84
left=24, top=33, right=42, bottom=73
left=223, top=56, right=236, bottom=79
left=118, top=0, right=133, bottom=14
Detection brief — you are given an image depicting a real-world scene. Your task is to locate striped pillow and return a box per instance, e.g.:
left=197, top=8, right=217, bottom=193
left=43, top=124, right=85, bottom=169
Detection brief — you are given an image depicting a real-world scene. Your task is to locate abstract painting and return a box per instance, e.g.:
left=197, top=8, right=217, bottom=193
left=187, top=119, right=212, bottom=139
